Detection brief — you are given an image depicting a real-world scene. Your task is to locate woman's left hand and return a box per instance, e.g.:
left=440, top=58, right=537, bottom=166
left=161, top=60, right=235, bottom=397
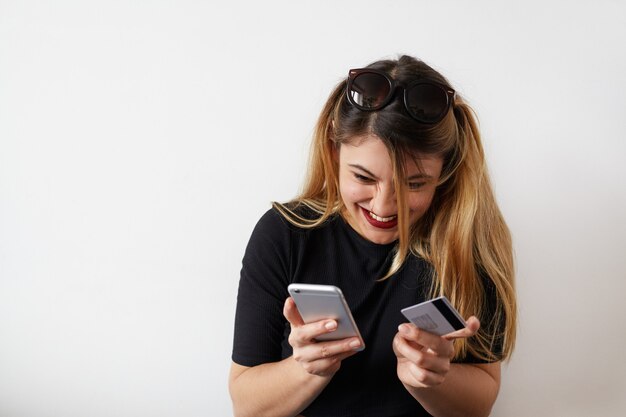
left=393, top=317, right=480, bottom=388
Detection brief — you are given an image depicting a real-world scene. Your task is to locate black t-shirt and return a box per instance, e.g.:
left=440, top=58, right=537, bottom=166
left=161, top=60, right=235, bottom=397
left=232, top=207, right=498, bottom=417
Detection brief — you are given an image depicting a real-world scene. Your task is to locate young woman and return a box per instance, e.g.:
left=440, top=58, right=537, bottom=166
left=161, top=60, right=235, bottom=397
left=229, top=55, right=517, bottom=417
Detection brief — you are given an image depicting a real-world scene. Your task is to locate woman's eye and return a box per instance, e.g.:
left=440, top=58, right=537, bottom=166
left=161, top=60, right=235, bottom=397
left=408, top=182, right=426, bottom=190
left=354, top=174, right=373, bottom=182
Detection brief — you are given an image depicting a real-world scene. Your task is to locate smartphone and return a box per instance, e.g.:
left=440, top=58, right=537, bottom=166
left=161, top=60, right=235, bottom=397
left=401, top=296, right=466, bottom=336
left=287, top=283, right=365, bottom=350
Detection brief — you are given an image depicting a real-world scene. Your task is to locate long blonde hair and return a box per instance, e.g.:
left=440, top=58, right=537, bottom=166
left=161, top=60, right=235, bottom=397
left=274, top=55, right=516, bottom=361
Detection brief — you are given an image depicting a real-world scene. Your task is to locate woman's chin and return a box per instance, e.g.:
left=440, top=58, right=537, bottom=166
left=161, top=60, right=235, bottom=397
left=359, top=225, right=398, bottom=245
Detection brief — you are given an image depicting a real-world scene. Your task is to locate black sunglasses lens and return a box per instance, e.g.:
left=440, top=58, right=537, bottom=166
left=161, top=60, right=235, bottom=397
left=349, top=72, right=391, bottom=109
left=406, top=84, right=449, bottom=122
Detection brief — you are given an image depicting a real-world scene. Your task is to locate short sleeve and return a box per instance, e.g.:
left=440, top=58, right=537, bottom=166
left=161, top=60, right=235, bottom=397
left=231, top=208, right=292, bottom=366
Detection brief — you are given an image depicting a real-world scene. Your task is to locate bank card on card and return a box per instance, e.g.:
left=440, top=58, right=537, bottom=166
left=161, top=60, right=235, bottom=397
left=401, top=296, right=466, bottom=336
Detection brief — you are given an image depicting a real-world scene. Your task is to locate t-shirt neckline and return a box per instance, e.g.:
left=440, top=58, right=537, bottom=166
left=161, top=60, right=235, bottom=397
left=337, top=213, right=398, bottom=255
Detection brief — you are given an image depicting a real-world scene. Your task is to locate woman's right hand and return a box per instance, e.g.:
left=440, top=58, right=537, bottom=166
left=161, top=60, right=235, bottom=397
left=283, top=297, right=362, bottom=377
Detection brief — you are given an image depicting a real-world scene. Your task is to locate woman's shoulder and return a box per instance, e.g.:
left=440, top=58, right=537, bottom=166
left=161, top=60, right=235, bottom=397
left=251, top=201, right=334, bottom=238
left=244, top=203, right=336, bottom=269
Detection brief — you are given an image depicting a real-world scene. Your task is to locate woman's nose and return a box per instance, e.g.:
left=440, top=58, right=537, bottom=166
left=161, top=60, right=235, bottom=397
left=370, top=185, right=397, bottom=216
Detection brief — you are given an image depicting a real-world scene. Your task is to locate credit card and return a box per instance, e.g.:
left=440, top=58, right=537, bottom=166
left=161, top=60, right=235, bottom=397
left=401, top=296, right=466, bottom=336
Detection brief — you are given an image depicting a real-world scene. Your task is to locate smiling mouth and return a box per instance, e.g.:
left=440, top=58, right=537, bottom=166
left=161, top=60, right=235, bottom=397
left=368, top=211, right=396, bottom=222
left=359, top=207, right=398, bottom=229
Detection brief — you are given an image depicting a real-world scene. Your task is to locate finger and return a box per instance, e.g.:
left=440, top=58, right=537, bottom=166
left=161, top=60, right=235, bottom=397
left=298, top=341, right=362, bottom=376
left=317, top=338, right=362, bottom=359
left=294, top=337, right=362, bottom=363
left=398, top=323, right=453, bottom=357
left=283, top=297, right=339, bottom=342
left=283, top=297, right=305, bottom=327
left=298, top=355, right=341, bottom=377
left=393, top=332, right=422, bottom=363
left=443, top=316, right=480, bottom=340
left=393, top=331, right=422, bottom=358
left=393, top=334, right=450, bottom=374
left=302, top=348, right=360, bottom=377
left=407, top=362, right=446, bottom=387
left=293, top=318, right=340, bottom=344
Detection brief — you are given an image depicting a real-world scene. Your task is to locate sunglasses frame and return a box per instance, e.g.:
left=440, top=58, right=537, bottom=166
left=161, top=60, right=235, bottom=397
left=346, top=68, right=456, bottom=124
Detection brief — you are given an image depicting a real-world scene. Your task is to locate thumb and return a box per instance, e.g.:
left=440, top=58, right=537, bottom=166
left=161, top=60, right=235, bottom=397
left=283, top=297, right=305, bottom=327
left=443, top=316, right=480, bottom=340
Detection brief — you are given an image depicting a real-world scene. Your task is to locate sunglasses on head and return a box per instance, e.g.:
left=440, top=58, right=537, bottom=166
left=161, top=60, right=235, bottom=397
left=346, top=68, right=455, bottom=124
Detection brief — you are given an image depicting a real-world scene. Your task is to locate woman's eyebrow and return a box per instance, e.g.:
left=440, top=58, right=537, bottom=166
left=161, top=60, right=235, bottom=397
left=348, top=164, right=378, bottom=179
left=408, top=173, right=433, bottom=180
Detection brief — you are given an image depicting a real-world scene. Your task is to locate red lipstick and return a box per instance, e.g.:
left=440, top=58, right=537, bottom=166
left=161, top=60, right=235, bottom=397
left=360, top=207, right=397, bottom=229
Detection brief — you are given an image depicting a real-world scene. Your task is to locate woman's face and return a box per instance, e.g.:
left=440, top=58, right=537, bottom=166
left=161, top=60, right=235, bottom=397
left=337, top=135, right=443, bottom=245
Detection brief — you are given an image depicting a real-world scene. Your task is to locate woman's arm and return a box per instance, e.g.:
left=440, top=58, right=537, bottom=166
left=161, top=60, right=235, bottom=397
left=393, top=318, right=501, bottom=417
left=229, top=359, right=330, bottom=417
left=404, top=361, right=500, bottom=417
left=229, top=298, right=362, bottom=417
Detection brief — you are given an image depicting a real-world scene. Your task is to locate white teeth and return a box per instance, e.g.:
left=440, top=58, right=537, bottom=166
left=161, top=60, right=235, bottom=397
left=369, top=211, right=397, bottom=222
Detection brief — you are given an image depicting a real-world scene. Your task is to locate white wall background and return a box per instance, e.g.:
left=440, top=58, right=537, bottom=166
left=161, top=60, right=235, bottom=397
left=1, top=1, right=625, bottom=416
